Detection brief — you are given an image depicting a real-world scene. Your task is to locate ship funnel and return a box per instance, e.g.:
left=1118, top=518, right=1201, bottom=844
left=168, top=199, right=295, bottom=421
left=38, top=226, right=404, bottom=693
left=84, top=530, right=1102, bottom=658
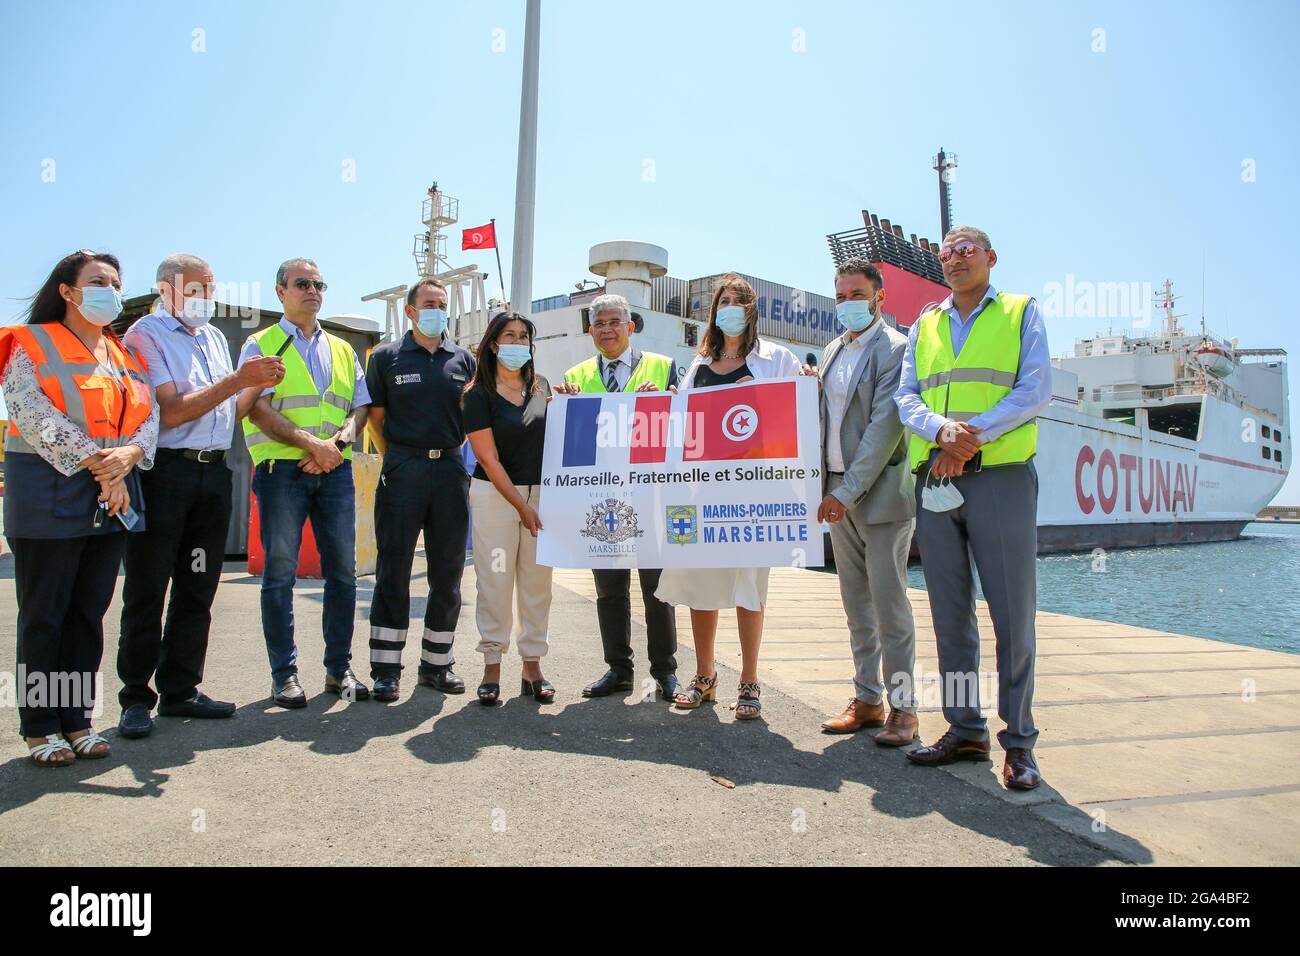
left=588, top=241, right=668, bottom=309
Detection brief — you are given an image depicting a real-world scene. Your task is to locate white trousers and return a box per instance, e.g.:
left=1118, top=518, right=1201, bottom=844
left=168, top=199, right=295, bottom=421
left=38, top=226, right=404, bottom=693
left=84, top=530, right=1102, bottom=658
left=469, top=478, right=553, bottom=664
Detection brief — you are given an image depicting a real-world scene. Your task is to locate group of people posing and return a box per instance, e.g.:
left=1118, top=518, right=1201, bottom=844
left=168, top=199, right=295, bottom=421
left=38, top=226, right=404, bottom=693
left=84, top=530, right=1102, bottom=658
left=3, top=224, right=1049, bottom=791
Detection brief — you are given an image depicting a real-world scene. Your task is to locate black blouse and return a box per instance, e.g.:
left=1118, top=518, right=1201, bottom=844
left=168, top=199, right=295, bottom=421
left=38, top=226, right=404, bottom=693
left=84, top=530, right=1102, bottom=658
left=694, top=363, right=754, bottom=388
left=462, top=376, right=550, bottom=486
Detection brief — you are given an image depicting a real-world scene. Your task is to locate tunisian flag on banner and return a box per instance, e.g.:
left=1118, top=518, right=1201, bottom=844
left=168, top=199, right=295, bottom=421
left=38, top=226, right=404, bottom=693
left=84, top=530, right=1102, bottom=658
left=462, top=222, right=496, bottom=250
left=683, top=380, right=799, bottom=461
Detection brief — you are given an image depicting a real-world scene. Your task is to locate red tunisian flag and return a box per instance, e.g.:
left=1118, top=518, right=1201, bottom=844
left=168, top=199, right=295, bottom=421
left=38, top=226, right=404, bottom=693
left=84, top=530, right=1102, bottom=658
left=462, top=223, right=496, bottom=250
left=683, top=380, right=799, bottom=462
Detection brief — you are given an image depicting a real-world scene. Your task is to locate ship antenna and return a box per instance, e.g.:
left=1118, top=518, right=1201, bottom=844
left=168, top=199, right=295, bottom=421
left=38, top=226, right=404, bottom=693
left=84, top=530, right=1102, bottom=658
left=1201, top=249, right=1208, bottom=339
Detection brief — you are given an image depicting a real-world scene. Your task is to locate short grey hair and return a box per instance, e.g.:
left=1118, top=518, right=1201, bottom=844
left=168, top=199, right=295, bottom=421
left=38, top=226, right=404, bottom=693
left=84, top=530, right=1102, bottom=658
left=589, top=293, right=631, bottom=324
left=276, top=257, right=319, bottom=288
left=156, top=252, right=211, bottom=288
left=943, top=225, right=992, bottom=250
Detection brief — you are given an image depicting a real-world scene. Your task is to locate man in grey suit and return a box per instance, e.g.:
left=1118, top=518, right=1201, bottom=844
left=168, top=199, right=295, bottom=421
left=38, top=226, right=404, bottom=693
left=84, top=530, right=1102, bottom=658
left=816, top=259, right=919, bottom=746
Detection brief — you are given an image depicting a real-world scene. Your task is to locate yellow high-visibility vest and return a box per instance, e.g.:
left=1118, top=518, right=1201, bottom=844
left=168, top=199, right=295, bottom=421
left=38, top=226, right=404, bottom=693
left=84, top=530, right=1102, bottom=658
left=908, top=292, right=1037, bottom=472
left=564, top=352, right=672, bottom=393
left=242, top=324, right=357, bottom=464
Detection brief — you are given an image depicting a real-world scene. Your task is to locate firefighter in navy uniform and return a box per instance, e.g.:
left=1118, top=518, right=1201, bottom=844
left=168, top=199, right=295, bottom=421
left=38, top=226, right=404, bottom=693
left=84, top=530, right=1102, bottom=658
left=364, top=278, right=476, bottom=701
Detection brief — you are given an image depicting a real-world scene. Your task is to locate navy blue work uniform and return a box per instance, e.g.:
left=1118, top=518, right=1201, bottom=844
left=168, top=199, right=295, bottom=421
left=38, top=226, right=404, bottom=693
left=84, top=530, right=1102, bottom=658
left=365, top=330, right=475, bottom=679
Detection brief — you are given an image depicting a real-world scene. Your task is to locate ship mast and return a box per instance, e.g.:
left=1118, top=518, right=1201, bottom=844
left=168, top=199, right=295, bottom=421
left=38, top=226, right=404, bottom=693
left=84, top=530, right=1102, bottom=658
left=362, top=181, right=489, bottom=344
left=933, top=147, right=958, bottom=238
left=1154, top=279, right=1185, bottom=339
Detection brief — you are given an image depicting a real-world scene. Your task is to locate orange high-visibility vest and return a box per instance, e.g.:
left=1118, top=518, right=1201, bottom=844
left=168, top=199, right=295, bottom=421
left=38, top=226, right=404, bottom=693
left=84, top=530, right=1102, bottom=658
left=0, top=322, right=154, bottom=455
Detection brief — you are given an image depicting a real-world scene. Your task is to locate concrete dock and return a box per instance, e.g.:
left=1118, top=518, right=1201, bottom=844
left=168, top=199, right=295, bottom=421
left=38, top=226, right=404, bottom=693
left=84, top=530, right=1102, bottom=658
left=557, top=568, right=1300, bottom=866
left=0, top=553, right=1295, bottom=866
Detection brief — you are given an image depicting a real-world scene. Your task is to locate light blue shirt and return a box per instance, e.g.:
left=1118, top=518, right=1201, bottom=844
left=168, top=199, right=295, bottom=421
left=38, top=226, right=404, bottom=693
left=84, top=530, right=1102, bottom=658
left=894, top=285, right=1053, bottom=445
left=123, top=309, right=235, bottom=451
left=239, top=316, right=371, bottom=406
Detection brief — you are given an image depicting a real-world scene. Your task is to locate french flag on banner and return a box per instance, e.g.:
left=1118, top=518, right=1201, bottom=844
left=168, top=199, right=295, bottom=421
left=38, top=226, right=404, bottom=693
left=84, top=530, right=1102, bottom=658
left=684, top=381, right=798, bottom=461
left=562, top=395, right=673, bottom=467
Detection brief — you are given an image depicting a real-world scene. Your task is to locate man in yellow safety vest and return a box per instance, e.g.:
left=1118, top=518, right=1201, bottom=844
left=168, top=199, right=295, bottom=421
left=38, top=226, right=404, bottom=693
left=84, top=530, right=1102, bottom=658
left=240, top=258, right=372, bottom=709
left=893, top=226, right=1053, bottom=790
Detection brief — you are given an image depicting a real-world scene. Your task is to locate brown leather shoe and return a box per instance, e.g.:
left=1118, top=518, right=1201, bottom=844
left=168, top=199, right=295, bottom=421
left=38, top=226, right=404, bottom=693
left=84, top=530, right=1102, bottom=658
left=1002, top=747, right=1042, bottom=790
left=905, top=729, right=991, bottom=766
left=820, top=698, right=885, bottom=734
left=873, top=709, right=919, bottom=747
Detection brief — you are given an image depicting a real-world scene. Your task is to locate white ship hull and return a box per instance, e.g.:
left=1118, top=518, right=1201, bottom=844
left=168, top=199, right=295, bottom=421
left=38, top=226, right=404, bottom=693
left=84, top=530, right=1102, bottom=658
left=1034, top=398, right=1286, bottom=551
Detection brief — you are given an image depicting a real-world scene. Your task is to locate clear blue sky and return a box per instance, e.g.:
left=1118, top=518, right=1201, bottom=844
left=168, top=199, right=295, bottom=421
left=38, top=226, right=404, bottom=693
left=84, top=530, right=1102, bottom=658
left=2, top=0, right=1298, bottom=501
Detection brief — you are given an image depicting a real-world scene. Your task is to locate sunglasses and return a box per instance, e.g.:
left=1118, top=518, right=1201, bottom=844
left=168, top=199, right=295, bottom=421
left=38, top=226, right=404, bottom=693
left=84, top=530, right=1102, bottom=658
left=291, top=278, right=328, bottom=292
left=937, top=241, right=984, bottom=264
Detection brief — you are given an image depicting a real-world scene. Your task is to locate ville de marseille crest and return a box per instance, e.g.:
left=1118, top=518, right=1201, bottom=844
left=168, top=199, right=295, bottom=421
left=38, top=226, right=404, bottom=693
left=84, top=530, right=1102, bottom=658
left=579, top=498, right=645, bottom=544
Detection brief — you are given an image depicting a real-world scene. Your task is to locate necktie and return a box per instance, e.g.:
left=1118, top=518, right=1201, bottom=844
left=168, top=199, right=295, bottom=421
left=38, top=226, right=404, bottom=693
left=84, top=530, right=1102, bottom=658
left=604, top=359, right=621, bottom=392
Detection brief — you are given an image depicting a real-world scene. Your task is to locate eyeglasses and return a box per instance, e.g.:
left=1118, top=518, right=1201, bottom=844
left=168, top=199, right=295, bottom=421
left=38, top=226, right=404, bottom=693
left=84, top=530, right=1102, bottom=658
left=937, top=241, right=983, bottom=264
left=292, top=278, right=328, bottom=292
left=590, top=320, right=625, bottom=331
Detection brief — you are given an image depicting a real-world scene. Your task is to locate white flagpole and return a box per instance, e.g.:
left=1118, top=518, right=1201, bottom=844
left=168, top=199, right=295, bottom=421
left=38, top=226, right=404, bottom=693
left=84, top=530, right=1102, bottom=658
left=510, top=0, right=541, bottom=315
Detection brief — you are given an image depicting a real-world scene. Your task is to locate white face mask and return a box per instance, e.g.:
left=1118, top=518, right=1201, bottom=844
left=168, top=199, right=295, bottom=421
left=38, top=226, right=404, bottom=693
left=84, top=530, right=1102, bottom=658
left=180, top=296, right=217, bottom=327
left=921, top=474, right=965, bottom=513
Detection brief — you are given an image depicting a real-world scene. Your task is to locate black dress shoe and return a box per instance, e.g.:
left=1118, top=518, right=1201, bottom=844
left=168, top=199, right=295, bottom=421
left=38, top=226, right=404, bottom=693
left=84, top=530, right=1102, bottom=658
left=158, top=691, right=236, bottom=719
left=520, top=677, right=556, bottom=702
left=325, top=668, right=370, bottom=701
left=582, top=670, right=634, bottom=698
left=418, top=669, right=466, bottom=694
left=272, top=674, right=307, bottom=709
left=118, top=704, right=154, bottom=739
left=655, top=674, right=681, bottom=702
left=477, top=683, right=500, bottom=706
left=905, top=730, right=991, bottom=766
left=1002, top=747, right=1043, bottom=790
left=372, top=675, right=400, bottom=702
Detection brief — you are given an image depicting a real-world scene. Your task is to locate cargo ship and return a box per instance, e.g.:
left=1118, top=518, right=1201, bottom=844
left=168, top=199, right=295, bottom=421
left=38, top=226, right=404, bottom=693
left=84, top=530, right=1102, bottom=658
left=426, top=195, right=1290, bottom=554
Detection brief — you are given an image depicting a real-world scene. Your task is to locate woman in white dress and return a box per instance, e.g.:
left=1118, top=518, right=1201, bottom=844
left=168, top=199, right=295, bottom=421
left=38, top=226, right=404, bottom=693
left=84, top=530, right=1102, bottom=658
left=656, top=274, right=818, bottom=719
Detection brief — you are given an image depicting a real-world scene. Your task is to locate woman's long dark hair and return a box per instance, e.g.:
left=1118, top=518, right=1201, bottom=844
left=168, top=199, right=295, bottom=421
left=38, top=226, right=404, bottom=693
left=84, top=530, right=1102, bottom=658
left=24, top=250, right=122, bottom=325
left=465, top=310, right=538, bottom=400
left=699, top=272, right=759, bottom=360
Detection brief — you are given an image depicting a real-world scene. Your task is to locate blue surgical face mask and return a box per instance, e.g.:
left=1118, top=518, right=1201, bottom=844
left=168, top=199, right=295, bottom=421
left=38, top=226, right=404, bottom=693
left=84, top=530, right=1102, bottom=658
left=416, top=308, right=448, bottom=338
left=715, top=305, right=748, bottom=337
left=76, top=286, right=123, bottom=327
left=497, top=343, right=532, bottom=370
left=835, top=298, right=877, bottom=332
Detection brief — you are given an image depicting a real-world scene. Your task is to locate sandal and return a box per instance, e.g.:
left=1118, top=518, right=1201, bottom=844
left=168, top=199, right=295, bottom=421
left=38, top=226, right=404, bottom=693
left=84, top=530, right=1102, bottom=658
left=66, top=729, right=111, bottom=759
left=520, top=677, right=556, bottom=703
left=735, top=682, right=762, bottom=720
left=673, top=673, right=717, bottom=710
left=27, top=735, right=75, bottom=767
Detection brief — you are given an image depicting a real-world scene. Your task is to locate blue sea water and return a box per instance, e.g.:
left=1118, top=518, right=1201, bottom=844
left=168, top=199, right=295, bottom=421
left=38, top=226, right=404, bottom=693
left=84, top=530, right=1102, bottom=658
left=905, top=522, right=1300, bottom=655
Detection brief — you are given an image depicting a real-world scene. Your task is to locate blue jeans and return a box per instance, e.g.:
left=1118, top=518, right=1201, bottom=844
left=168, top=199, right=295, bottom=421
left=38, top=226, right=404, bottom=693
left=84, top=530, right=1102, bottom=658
left=253, top=459, right=356, bottom=684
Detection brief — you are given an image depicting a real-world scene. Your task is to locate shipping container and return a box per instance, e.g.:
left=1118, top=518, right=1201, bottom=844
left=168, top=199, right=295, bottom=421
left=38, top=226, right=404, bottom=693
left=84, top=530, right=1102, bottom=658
left=530, top=292, right=572, bottom=313
left=650, top=275, right=689, bottom=317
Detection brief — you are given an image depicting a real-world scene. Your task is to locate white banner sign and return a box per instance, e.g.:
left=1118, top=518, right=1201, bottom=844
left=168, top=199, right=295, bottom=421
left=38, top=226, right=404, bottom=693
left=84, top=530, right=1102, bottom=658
left=536, top=377, right=825, bottom=569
